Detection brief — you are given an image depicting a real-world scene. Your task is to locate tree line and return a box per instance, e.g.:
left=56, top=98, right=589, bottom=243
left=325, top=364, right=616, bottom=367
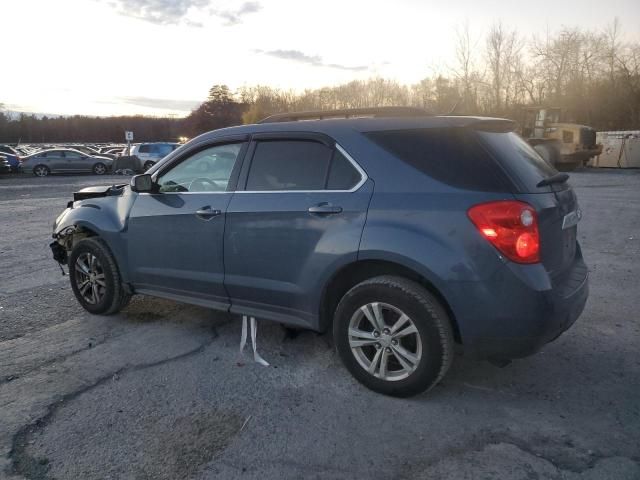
left=1, top=20, right=638, bottom=144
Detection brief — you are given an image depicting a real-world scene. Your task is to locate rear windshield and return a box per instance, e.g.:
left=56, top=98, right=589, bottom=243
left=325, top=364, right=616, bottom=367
left=365, top=128, right=511, bottom=192
left=477, top=131, right=558, bottom=193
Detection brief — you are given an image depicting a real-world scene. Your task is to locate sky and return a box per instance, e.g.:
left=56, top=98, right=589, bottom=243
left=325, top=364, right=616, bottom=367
left=1, top=0, right=639, bottom=117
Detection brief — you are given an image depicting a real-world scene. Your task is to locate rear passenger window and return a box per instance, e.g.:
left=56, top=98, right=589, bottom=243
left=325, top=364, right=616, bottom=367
left=138, top=145, right=151, bottom=154
left=365, top=128, right=510, bottom=192
left=327, top=150, right=361, bottom=190
left=246, top=140, right=332, bottom=191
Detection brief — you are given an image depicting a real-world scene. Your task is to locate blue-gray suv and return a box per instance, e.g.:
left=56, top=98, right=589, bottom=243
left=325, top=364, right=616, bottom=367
left=50, top=108, right=589, bottom=397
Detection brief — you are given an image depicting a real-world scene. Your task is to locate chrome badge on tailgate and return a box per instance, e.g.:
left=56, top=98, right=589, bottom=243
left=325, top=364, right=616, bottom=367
left=562, top=208, right=582, bottom=230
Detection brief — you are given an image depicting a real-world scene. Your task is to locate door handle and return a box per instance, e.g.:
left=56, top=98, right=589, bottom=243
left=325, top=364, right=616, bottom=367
left=308, top=203, right=343, bottom=215
left=195, top=206, right=221, bottom=220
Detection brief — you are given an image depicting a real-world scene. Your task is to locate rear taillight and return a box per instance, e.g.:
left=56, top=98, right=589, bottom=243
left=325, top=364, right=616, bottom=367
left=467, top=201, right=540, bottom=264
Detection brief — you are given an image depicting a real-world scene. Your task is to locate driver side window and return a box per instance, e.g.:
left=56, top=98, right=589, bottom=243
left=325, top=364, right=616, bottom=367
left=157, top=143, right=243, bottom=193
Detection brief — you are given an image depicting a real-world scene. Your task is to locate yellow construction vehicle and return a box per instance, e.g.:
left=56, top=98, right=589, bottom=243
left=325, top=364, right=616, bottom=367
left=520, top=107, right=602, bottom=171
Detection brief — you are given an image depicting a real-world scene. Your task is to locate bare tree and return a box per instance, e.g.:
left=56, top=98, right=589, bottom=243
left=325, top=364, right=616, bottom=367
left=485, top=22, right=523, bottom=112
left=451, top=21, right=484, bottom=112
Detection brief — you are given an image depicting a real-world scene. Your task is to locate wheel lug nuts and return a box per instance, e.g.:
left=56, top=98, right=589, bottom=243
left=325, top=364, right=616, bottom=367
left=373, top=331, right=380, bottom=337
left=383, top=328, right=390, bottom=334
left=392, top=339, right=398, bottom=345
left=375, top=343, right=381, bottom=349
left=385, top=347, right=391, bottom=353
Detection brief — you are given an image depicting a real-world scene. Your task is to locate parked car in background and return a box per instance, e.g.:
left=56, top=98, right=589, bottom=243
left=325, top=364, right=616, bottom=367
left=99, top=146, right=125, bottom=155
left=15, top=146, right=35, bottom=156
left=50, top=107, right=588, bottom=397
left=104, top=147, right=125, bottom=156
left=129, top=142, right=180, bottom=171
left=21, top=148, right=113, bottom=176
left=0, top=155, right=11, bottom=174
left=0, top=144, right=22, bottom=172
left=62, top=145, right=101, bottom=155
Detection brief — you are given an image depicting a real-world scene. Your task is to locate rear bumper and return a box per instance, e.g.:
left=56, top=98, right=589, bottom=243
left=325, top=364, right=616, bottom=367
left=449, top=246, right=589, bottom=360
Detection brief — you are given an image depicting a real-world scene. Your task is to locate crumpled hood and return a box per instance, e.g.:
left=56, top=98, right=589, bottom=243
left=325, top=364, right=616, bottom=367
left=73, top=184, right=127, bottom=202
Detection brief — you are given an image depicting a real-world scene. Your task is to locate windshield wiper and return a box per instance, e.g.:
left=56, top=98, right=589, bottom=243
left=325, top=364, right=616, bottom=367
left=537, top=172, right=569, bottom=188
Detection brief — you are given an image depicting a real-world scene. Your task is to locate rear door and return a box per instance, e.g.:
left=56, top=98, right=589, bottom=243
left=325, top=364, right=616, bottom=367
left=127, top=139, right=247, bottom=309
left=224, top=134, right=371, bottom=327
left=477, top=131, right=580, bottom=278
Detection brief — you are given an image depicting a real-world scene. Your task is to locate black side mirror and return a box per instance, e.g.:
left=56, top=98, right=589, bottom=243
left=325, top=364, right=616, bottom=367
left=131, top=174, right=154, bottom=193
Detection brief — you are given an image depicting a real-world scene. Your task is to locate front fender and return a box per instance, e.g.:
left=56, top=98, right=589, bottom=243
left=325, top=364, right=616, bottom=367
left=53, top=189, right=136, bottom=282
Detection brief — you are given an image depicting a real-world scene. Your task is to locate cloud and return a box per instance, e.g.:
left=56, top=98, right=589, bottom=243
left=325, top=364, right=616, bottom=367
left=256, top=49, right=368, bottom=71
left=107, top=0, right=209, bottom=25
left=212, top=1, right=261, bottom=26
left=107, top=0, right=261, bottom=26
left=118, top=96, right=201, bottom=111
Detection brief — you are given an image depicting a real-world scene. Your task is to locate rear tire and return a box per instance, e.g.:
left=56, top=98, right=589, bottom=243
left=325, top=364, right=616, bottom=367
left=33, top=165, right=50, bottom=177
left=68, top=237, right=131, bottom=315
left=333, top=275, right=454, bottom=397
left=93, top=163, right=107, bottom=175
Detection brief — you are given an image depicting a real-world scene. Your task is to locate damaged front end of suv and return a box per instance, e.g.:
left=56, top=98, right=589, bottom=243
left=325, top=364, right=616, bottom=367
left=50, top=183, right=131, bottom=274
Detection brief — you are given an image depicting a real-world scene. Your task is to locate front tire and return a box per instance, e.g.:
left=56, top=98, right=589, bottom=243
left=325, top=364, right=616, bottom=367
left=333, top=276, right=454, bottom=397
left=68, top=238, right=131, bottom=315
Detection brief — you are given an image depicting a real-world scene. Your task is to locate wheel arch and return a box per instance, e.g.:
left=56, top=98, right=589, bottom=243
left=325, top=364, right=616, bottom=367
left=318, top=258, right=462, bottom=344
left=54, top=211, right=130, bottom=282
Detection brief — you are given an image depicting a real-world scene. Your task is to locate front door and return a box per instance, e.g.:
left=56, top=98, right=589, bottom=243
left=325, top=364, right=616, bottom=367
left=127, top=141, right=246, bottom=310
left=64, top=150, right=87, bottom=171
left=48, top=150, right=70, bottom=172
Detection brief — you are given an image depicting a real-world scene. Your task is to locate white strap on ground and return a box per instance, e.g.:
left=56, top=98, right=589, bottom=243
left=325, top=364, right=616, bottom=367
left=240, top=315, right=270, bottom=366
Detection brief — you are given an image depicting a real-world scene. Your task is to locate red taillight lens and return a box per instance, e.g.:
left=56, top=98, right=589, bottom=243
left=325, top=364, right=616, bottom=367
left=467, top=201, right=540, bottom=264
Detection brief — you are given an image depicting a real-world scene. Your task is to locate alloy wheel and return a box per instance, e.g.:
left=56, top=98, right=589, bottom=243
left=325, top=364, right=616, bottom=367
left=74, top=252, right=106, bottom=304
left=94, top=163, right=106, bottom=175
left=34, top=166, right=48, bottom=177
left=348, top=302, right=422, bottom=381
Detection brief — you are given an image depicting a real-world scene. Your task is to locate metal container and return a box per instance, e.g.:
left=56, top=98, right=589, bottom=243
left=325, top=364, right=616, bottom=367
left=589, top=131, right=640, bottom=168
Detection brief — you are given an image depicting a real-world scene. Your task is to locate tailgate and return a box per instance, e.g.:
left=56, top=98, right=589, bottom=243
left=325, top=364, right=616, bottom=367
left=476, top=130, right=581, bottom=278
left=514, top=186, right=579, bottom=277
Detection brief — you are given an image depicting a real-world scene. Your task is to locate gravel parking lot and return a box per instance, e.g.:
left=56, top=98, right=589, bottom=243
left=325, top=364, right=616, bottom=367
left=1, top=171, right=639, bottom=480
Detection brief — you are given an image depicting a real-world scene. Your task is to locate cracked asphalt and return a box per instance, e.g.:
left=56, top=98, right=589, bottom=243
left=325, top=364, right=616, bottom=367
left=0, top=171, right=639, bottom=480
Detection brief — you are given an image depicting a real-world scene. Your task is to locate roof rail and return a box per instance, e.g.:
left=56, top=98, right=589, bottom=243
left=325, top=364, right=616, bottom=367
left=257, top=106, right=430, bottom=124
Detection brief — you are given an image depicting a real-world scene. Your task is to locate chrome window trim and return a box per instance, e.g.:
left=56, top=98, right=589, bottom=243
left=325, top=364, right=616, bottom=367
left=140, top=143, right=368, bottom=195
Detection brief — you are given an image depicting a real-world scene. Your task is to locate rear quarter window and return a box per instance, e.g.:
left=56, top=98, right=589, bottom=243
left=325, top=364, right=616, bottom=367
left=364, top=128, right=511, bottom=192
left=327, top=150, right=362, bottom=190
